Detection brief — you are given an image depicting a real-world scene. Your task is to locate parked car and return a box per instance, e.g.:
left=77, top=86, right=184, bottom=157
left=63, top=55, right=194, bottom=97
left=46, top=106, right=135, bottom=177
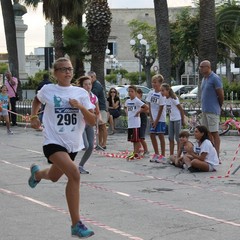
left=172, top=85, right=196, bottom=96
left=180, top=86, right=198, bottom=99
left=113, top=85, right=151, bottom=100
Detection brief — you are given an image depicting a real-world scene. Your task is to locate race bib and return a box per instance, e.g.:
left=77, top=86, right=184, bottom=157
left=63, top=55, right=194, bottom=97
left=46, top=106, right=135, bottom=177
left=55, top=108, right=79, bottom=133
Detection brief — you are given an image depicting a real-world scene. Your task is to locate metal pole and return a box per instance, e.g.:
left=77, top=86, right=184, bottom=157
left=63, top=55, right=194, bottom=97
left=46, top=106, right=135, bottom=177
left=138, top=58, right=141, bottom=84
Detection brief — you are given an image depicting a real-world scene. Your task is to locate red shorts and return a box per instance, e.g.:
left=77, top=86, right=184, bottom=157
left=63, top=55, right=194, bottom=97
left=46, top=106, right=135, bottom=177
left=127, top=128, right=140, bottom=142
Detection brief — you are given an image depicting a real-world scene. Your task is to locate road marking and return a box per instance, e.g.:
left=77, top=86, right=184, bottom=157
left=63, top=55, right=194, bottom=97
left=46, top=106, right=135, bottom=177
left=83, top=182, right=240, bottom=228
left=0, top=188, right=144, bottom=240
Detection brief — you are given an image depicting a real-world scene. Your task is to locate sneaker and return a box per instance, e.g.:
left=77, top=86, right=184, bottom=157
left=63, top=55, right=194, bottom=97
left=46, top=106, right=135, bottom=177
left=71, top=221, right=94, bottom=238
left=28, top=164, right=40, bottom=188
left=127, top=152, right=135, bottom=161
left=7, top=129, right=13, bottom=135
left=79, top=166, right=89, bottom=174
left=150, top=154, right=159, bottom=162
left=155, top=155, right=167, bottom=163
left=95, top=145, right=105, bottom=151
left=143, top=151, right=150, bottom=157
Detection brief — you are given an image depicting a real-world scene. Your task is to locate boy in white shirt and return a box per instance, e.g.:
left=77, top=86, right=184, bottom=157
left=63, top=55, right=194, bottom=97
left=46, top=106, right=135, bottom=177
left=125, top=85, right=148, bottom=160
left=146, top=74, right=167, bottom=163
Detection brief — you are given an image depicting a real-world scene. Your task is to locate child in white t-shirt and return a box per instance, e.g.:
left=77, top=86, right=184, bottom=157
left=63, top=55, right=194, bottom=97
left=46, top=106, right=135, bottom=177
left=184, top=125, right=219, bottom=172
left=124, top=85, right=148, bottom=160
left=161, top=83, right=185, bottom=158
left=146, top=74, right=166, bottom=163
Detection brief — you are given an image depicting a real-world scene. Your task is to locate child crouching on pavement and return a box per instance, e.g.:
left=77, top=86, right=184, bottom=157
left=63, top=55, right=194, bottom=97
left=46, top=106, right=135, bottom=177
left=125, top=85, right=149, bottom=160
left=169, top=130, right=193, bottom=168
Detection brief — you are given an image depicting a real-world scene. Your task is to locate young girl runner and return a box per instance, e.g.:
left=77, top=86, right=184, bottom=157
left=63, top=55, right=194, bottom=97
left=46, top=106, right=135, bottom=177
left=28, top=57, right=95, bottom=238
left=0, top=85, right=13, bottom=134
left=77, top=76, right=100, bottom=174
left=161, top=83, right=185, bottom=158
left=146, top=74, right=166, bottom=163
left=184, top=125, right=219, bottom=172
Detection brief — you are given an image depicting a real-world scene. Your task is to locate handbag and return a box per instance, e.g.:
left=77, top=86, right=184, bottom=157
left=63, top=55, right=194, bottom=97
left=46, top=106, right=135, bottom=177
left=8, top=81, right=19, bottom=101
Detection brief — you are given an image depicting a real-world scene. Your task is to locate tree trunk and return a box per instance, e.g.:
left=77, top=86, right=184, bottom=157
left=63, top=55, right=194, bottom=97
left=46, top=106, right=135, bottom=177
left=91, top=48, right=106, bottom=89
left=53, top=16, right=64, bottom=59
left=1, top=0, right=19, bottom=79
left=154, top=0, right=171, bottom=84
left=199, top=0, right=217, bottom=71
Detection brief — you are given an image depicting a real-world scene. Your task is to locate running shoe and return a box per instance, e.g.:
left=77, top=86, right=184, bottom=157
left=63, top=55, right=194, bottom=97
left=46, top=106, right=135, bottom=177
left=79, top=166, right=89, bottom=174
left=71, top=221, right=94, bottom=238
left=126, top=152, right=135, bottom=161
left=7, top=129, right=13, bottom=135
left=142, top=151, right=150, bottom=157
left=149, top=154, right=159, bottom=162
left=28, top=164, right=40, bottom=188
left=155, top=155, right=167, bottom=163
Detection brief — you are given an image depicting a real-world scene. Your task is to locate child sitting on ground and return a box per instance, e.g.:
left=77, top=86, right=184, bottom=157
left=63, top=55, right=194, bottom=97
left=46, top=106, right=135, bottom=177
left=184, top=125, right=219, bottom=172
left=169, top=130, right=193, bottom=168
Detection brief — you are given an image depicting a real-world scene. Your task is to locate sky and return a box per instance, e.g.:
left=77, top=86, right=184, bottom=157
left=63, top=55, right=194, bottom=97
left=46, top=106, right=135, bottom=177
left=0, top=0, right=193, bottom=55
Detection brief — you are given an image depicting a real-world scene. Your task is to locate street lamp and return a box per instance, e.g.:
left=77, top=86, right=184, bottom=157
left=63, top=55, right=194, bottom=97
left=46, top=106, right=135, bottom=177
left=130, top=34, right=155, bottom=87
left=105, top=49, right=122, bottom=84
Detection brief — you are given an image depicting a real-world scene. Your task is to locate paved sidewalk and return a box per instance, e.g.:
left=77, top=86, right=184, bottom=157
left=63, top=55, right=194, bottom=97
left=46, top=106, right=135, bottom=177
left=0, top=125, right=240, bottom=240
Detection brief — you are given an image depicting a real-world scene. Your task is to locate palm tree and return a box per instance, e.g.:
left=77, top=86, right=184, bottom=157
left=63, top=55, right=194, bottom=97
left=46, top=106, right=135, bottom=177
left=217, top=3, right=240, bottom=56
left=198, top=0, right=217, bottom=71
left=153, top=0, right=171, bottom=84
left=1, top=0, right=19, bottom=79
left=86, top=0, right=112, bottom=88
left=24, top=0, right=67, bottom=59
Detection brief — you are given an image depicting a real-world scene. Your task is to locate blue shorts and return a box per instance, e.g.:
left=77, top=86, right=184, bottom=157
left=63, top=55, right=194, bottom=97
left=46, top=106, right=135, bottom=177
left=43, top=144, right=78, bottom=164
left=150, top=122, right=166, bottom=134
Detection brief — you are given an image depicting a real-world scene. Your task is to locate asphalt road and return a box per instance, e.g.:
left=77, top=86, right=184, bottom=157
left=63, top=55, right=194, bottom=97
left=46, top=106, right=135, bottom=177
left=1, top=126, right=240, bottom=240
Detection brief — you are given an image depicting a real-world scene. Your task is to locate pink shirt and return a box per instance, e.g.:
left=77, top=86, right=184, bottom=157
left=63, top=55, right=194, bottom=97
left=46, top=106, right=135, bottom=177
left=5, top=77, right=18, bottom=98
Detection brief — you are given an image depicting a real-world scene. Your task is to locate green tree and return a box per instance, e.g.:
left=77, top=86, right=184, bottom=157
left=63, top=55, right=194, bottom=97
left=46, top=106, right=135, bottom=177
left=24, top=0, right=86, bottom=59
left=129, top=19, right=157, bottom=88
left=0, top=63, right=8, bottom=74
left=63, top=24, right=89, bottom=77
left=170, top=8, right=199, bottom=83
left=154, top=0, right=171, bottom=84
left=86, top=0, right=112, bottom=88
left=217, top=2, right=240, bottom=56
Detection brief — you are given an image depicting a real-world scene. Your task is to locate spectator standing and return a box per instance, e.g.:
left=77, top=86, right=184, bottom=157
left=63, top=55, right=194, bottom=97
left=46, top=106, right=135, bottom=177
left=5, top=71, right=18, bottom=126
left=0, top=85, right=13, bottom=134
left=88, top=71, right=108, bottom=150
left=161, top=83, right=185, bottom=157
left=200, top=60, right=224, bottom=158
left=107, top=87, right=121, bottom=134
left=136, top=88, right=149, bottom=156
left=125, top=85, right=149, bottom=160
left=146, top=74, right=166, bottom=163
left=35, top=73, right=52, bottom=123
left=28, top=57, right=95, bottom=238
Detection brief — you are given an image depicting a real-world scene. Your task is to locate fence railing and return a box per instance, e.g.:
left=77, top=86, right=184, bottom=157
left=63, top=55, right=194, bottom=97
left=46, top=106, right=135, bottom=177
left=16, top=100, right=240, bottom=127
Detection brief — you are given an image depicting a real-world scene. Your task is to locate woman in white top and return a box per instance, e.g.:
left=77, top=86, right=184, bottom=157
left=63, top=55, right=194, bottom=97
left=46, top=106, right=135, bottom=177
left=184, top=125, right=219, bottom=172
left=28, top=57, right=95, bottom=238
